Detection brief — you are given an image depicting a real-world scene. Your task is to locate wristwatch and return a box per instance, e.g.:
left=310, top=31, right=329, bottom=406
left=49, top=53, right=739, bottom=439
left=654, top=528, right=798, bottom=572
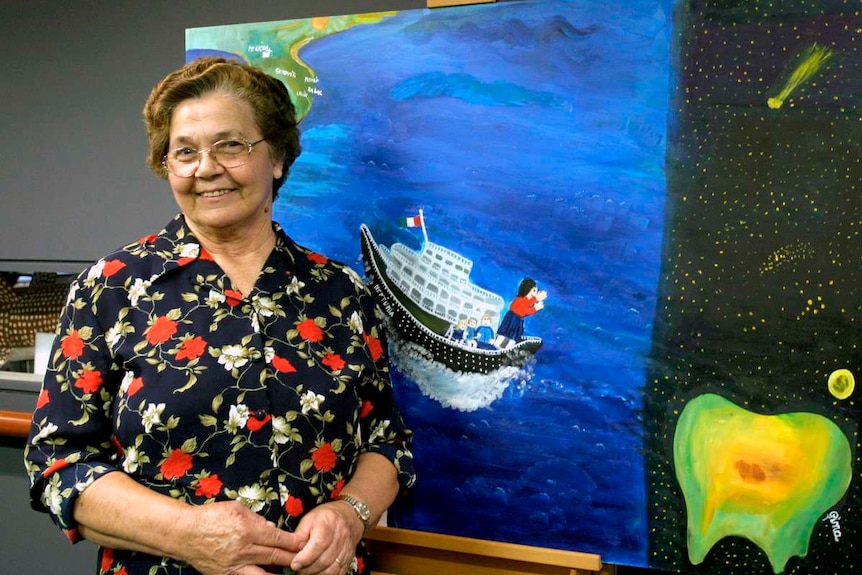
left=336, top=494, right=372, bottom=532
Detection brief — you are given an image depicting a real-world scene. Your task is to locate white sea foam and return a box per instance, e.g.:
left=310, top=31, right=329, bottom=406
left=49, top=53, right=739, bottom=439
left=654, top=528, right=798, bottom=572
left=389, top=340, right=533, bottom=412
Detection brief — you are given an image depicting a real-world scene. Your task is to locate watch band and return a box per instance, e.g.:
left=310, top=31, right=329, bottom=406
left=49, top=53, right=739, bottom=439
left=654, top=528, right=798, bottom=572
left=336, top=494, right=372, bottom=532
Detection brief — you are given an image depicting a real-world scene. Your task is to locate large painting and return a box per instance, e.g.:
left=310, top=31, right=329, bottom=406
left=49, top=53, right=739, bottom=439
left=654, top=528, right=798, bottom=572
left=186, top=1, right=859, bottom=573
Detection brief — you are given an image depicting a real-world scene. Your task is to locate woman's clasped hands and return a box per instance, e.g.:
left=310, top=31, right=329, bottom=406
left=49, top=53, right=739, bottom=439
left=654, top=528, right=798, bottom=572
left=180, top=500, right=360, bottom=575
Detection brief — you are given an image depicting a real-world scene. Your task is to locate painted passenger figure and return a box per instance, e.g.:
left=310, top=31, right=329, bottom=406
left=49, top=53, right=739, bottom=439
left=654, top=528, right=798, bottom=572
left=464, top=317, right=479, bottom=347
left=493, top=278, right=547, bottom=350
left=474, top=314, right=496, bottom=349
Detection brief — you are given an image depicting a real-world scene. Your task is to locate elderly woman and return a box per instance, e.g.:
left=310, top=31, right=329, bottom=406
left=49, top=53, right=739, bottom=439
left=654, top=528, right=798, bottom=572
left=24, top=57, right=415, bottom=575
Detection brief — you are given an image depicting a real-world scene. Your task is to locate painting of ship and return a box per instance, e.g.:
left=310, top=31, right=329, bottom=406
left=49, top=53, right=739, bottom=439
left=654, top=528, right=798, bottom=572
left=359, top=211, right=542, bottom=375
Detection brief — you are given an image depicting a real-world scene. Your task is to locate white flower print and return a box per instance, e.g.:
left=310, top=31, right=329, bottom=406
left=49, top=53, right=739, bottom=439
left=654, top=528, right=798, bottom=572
left=206, top=289, right=226, bottom=308
left=299, top=391, right=325, bottom=415
left=348, top=310, right=364, bottom=334
left=86, top=260, right=105, bottom=283
left=128, top=277, right=152, bottom=307
left=342, top=265, right=364, bottom=289
left=250, top=296, right=276, bottom=333
left=271, top=416, right=293, bottom=445
left=284, top=276, right=305, bottom=296
left=32, top=422, right=58, bottom=444
left=217, top=344, right=250, bottom=371
left=237, top=483, right=267, bottom=512
left=368, top=419, right=391, bottom=443
left=178, top=243, right=200, bottom=259
left=142, top=402, right=165, bottom=433
left=122, top=445, right=146, bottom=473
left=226, top=404, right=250, bottom=434
left=279, top=484, right=290, bottom=506
left=105, top=322, right=124, bottom=349
left=43, top=481, right=64, bottom=517
left=120, top=371, right=134, bottom=394
left=252, top=295, right=276, bottom=318
left=64, top=281, right=79, bottom=307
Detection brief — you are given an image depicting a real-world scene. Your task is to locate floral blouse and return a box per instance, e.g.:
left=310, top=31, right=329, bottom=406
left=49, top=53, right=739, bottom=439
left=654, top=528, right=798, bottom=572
left=24, top=214, right=416, bottom=575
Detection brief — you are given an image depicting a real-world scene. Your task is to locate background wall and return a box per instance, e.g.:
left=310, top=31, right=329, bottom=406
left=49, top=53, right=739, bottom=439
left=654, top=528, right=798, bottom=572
left=0, top=2, right=426, bottom=573
left=0, top=0, right=422, bottom=273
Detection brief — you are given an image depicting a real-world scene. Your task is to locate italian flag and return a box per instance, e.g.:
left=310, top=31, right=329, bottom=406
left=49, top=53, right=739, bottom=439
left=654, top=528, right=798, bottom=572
left=401, top=214, right=422, bottom=228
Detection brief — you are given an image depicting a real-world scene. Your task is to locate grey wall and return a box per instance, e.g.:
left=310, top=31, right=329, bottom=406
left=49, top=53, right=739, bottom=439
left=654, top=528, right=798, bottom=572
left=0, top=0, right=423, bottom=273
left=0, top=2, right=426, bottom=573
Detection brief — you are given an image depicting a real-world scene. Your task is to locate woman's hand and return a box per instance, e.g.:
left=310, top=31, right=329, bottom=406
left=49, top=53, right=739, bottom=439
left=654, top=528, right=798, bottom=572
left=179, top=501, right=308, bottom=575
left=287, top=501, right=364, bottom=575
left=74, top=473, right=307, bottom=575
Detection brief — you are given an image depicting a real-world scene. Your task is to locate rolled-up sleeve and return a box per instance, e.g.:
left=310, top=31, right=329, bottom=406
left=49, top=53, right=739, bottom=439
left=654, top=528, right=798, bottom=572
left=23, top=271, right=123, bottom=542
left=355, top=282, right=416, bottom=493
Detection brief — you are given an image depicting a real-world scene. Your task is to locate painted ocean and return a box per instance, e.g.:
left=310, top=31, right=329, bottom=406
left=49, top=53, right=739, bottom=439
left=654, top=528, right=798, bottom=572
left=187, top=0, right=674, bottom=566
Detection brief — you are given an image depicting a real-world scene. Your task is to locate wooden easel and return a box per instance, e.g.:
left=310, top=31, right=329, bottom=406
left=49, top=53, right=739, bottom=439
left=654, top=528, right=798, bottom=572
left=366, top=526, right=610, bottom=575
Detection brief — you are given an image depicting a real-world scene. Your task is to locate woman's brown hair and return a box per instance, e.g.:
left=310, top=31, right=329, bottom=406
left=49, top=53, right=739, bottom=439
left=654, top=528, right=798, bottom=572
left=143, top=57, right=301, bottom=198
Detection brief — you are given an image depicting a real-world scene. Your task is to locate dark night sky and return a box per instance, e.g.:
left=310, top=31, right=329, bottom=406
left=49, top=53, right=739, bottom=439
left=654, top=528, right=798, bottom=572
left=646, top=1, right=861, bottom=573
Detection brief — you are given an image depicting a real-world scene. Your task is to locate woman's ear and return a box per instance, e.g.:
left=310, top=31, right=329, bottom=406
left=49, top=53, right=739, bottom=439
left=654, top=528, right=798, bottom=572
left=272, top=159, right=284, bottom=182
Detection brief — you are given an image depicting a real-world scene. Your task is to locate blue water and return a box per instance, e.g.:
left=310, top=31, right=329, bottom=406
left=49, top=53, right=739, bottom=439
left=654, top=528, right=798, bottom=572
left=196, top=0, right=674, bottom=566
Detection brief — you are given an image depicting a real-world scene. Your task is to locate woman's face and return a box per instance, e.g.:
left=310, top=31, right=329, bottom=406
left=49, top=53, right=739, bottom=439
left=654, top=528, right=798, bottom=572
left=166, top=92, right=283, bottom=240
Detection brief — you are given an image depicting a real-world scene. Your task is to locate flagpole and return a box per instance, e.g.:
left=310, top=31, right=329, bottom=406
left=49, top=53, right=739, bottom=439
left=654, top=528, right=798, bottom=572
left=419, top=208, right=429, bottom=246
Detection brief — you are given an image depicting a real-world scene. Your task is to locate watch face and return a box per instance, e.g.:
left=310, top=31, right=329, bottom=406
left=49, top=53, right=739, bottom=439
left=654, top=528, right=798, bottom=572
left=341, top=495, right=371, bottom=523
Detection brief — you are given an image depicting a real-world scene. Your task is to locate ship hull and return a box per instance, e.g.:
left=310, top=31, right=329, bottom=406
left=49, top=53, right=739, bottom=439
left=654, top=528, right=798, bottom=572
left=360, top=225, right=542, bottom=375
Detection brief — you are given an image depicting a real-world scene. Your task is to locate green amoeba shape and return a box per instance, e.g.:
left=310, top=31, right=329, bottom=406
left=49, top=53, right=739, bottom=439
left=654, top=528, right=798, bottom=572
left=673, top=393, right=852, bottom=573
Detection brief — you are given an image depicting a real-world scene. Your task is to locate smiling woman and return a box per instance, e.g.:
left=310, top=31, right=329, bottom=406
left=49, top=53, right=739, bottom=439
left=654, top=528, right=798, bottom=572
left=23, top=57, right=415, bottom=575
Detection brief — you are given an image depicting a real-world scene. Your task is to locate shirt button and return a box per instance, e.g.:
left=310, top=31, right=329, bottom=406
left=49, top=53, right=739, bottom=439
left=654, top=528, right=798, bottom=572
left=253, top=408, right=268, bottom=420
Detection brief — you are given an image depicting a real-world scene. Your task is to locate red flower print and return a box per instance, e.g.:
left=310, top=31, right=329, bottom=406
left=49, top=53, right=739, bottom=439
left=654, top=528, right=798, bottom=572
left=127, top=376, right=144, bottom=396
left=176, top=336, right=207, bottom=361
left=312, top=442, right=337, bottom=472
left=111, top=436, right=125, bottom=457
left=307, top=252, right=328, bottom=265
left=64, top=527, right=78, bottom=544
left=297, top=318, right=324, bottom=342
left=271, top=355, right=297, bottom=373
left=247, top=412, right=271, bottom=432
left=145, top=315, right=178, bottom=345
left=161, top=448, right=193, bottom=480
left=363, top=333, right=383, bottom=361
left=138, top=234, right=157, bottom=245
left=75, top=368, right=103, bottom=394
left=100, top=547, right=114, bottom=573
left=116, top=567, right=128, bottom=575
left=42, top=458, right=68, bottom=478
left=199, top=247, right=214, bottom=261
left=224, top=289, right=243, bottom=306
left=360, top=400, right=374, bottom=418
left=177, top=256, right=196, bottom=267
left=331, top=479, right=345, bottom=499
left=102, top=259, right=126, bottom=277
left=284, top=494, right=304, bottom=517
left=194, top=474, right=223, bottom=498
left=36, top=388, right=50, bottom=409
left=357, top=556, right=366, bottom=573
left=322, top=353, right=345, bottom=372
left=61, top=330, right=85, bottom=359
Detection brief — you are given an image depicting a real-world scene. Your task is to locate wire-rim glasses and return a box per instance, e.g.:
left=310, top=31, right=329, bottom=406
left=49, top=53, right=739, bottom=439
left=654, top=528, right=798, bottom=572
left=163, top=137, right=266, bottom=178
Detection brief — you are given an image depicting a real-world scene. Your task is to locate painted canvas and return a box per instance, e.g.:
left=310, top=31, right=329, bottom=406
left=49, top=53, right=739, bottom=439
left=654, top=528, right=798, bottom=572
left=647, top=2, right=860, bottom=573
left=186, top=1, right=860, bottom=573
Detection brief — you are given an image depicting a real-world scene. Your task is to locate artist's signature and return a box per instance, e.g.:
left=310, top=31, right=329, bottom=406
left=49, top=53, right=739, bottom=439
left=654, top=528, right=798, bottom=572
left=823, top=510, right=842, bottom=542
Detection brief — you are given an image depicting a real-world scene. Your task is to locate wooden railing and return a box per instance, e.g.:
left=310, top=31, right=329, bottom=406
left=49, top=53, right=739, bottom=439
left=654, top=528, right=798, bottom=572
left=0, top=409, right=30, bottom=438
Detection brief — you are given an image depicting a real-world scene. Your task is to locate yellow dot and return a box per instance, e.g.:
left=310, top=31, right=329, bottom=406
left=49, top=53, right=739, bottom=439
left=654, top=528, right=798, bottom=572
left=828, top=369, right=855, bottom=400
